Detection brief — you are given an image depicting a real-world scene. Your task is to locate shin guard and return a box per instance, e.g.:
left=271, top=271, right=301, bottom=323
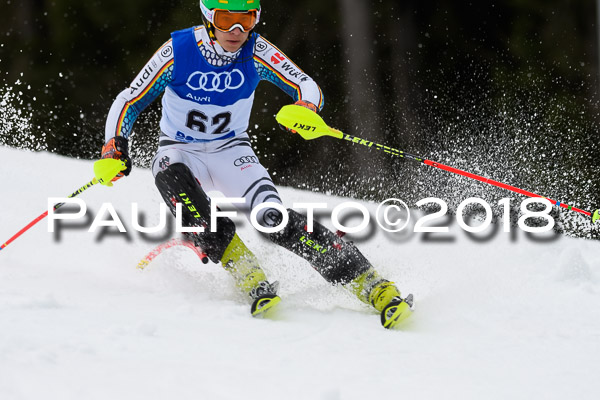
left=155, top=163, right=235, bottom=263
left=269, top=209, right=371, bottom=284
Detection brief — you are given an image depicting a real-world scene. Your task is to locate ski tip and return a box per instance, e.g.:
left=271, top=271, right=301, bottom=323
left=593, top=209, right=600, bottom=224
left=251, top=295, right=281, bottom=318
left=137, top=259, right=150, bottom=270
left=381, top=295, right=414, bottom=329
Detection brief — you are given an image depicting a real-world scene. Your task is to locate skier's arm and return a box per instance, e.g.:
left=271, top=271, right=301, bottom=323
left=104, top=40, right=175, bottom=142
left=253, top=35, right=324, bottom=112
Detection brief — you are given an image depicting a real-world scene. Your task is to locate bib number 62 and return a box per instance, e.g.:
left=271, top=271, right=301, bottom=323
left=186, top=110, right=231, bottom=134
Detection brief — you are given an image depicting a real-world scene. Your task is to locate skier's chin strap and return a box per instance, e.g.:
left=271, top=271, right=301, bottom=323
left=202, top=17, right=218, bottom=41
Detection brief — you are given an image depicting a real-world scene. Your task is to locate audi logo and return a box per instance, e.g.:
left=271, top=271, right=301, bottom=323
left=234, top=156, right=259, bottom=167
left=186, top=70, right=245, bottom=92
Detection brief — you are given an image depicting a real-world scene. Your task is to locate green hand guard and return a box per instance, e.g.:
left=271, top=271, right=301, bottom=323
left=93, top=158, right=127, bottom=187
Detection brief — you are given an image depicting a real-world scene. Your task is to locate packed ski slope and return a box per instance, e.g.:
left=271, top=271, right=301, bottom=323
left=1, top=146, right=599, bottom=400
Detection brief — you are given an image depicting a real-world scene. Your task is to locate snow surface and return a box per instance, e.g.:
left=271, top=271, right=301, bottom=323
left=1, top=146, right=599, bottom=400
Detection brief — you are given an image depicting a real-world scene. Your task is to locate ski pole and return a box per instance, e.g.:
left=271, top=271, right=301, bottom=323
left=276, top=104, right=600, bottom=223
left=0, top=158, right=126, bottom=252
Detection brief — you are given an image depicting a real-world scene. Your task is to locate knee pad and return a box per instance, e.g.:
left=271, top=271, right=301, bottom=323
left=155, top=163, right=235, bottom=262
left=269, top=209, right=371, bottom=284
left=257, top=206, right=284, bottom=229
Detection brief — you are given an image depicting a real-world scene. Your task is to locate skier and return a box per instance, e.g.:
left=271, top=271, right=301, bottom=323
left=100, top=0, right=413, bottom=328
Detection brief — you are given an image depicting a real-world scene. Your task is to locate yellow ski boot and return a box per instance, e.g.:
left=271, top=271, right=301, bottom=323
left=347, top=269, right=414, bottom=329
left=220, top=234, right=281, bottom=317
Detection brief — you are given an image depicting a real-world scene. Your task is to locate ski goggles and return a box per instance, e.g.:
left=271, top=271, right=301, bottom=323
left=211, top=9, right=260, bottom=32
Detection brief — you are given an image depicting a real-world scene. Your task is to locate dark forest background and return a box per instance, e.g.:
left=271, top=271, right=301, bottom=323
left=1, top=0, right=599, bottom=236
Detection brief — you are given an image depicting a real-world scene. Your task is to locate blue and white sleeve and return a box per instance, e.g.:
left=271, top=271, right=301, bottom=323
left=252, top=35, right=324, bottom=111
left=104, top=40, right=175, bottom=142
